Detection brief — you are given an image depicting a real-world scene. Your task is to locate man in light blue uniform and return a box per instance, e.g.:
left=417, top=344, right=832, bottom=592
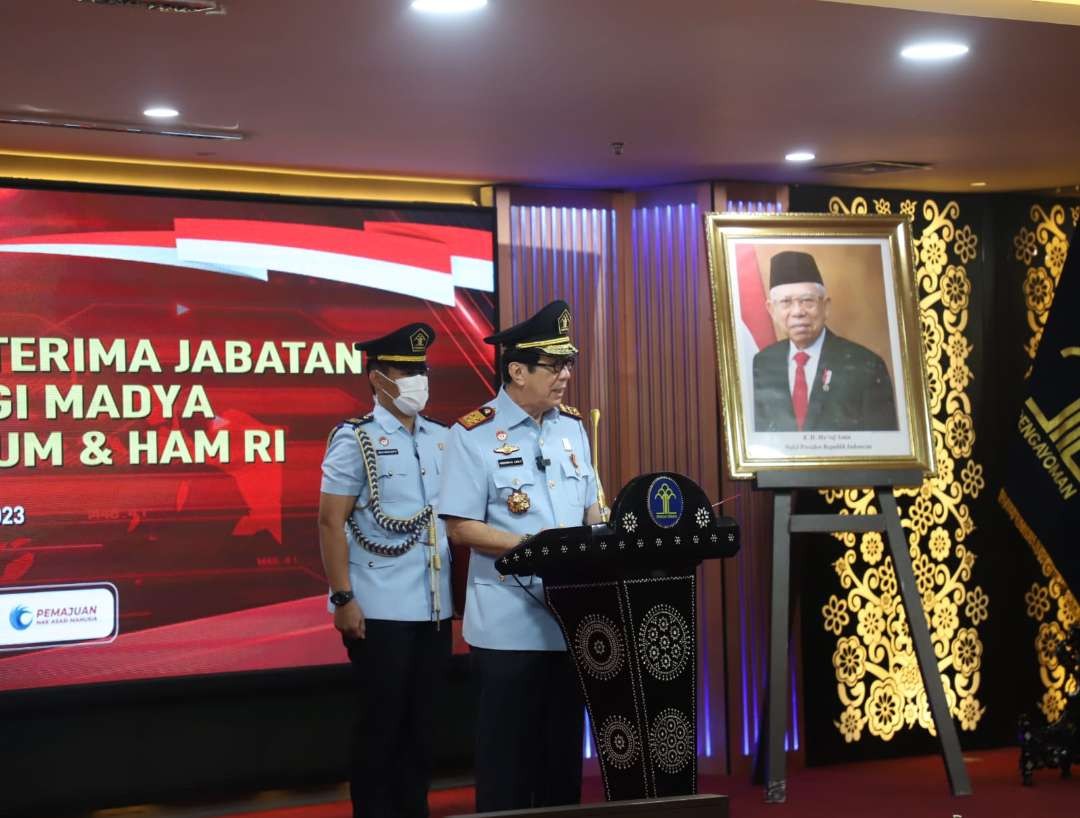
left=318, top=322, right=451, bottom=818
left=439, top=300, right=601, bottom=812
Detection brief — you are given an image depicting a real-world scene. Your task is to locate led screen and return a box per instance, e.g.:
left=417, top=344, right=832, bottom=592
left=0, top=185, right=495, bottom=691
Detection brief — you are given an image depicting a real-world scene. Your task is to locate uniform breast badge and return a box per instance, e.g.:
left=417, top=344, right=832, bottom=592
left=494, top=443, right=520, bottom=455
left=507, top=489, right=531, bottom=514
left=563, top=437, right=580, bottom=471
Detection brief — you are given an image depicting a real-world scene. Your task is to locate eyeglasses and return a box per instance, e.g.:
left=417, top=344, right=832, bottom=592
left=533, top=357, right=576, bottom=375
left=771, top=295, right=823, bottom=311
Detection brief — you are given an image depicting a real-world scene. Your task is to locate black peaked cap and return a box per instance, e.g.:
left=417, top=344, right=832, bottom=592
left=484, top=300, right=578, bottom=356
left=354, top=322, right=436, bottom=363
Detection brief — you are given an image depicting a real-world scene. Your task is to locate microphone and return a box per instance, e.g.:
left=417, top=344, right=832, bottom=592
left=535, top=455, right=551, bottom=472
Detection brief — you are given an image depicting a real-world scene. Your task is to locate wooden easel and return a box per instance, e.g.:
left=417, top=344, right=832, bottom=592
left=756, top=469, right=973, bottom=803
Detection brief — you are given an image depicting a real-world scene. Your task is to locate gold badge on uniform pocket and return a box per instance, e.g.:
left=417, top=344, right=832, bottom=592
left=507, top=489, right=531, bottom=514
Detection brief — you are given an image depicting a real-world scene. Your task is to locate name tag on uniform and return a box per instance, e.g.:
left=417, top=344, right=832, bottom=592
left=376, top=448, right=399, bottom=456
left=498, top=457, right=524, bottom=467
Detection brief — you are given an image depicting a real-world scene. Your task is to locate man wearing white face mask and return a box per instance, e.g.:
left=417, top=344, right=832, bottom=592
left=318, top=321, right=451, bottom=818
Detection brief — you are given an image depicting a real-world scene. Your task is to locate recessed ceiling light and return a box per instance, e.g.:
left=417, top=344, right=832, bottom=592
left=0, top=112, right=242, bottom=141
left=411, top=0, right=488, bottom=13
left=785, top=151, right=815, bottom=163
left=970, top=181, right=988, bottom=187
left=900, top=42, right=969, bottom=62
left=143, top=106, right=180, bottom=118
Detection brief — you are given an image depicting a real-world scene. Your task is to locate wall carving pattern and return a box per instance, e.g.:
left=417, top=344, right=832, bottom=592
left=1012, top=203, right=1080, bottom=723
left=820, top=195, right=987, bottom=743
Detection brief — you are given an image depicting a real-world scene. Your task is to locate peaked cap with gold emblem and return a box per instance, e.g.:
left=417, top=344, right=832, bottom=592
left=484, top=299, right=578, bottom=357
left=354, top=322, right=435, bottom=365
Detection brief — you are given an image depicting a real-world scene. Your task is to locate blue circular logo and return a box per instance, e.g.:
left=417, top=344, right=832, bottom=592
left=9, top=605, right=34, bottom=631
left=646, top=476, right=684, bottom=529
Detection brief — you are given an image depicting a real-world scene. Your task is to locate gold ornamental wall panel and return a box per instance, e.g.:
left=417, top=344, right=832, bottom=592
left=1011, top=203, right=1080, bottom=723
left=821, top=195, right=988, bottom=742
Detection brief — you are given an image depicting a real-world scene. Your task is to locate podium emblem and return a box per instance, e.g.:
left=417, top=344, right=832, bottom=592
left=647, top=475, right=684, bottom=529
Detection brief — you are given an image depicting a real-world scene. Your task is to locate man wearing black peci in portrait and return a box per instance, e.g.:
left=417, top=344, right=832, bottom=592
left=752, top=251, right=899, bottom=433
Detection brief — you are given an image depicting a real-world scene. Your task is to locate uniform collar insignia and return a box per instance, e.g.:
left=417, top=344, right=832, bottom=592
left=457, top=405, right=496, bottom=430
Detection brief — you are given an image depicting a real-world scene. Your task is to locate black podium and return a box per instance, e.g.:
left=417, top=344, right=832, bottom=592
left=496, top=473, right=739, bottom=802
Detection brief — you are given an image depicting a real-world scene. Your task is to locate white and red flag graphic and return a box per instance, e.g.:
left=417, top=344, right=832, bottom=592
left=364, top=221, right=494, bottom=292
left=735, top=243, right=777, bottom=356
left=0, top=218, right=494, bottom=305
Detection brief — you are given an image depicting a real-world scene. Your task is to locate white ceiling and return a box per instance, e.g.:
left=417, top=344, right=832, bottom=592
left=2, top=0, right=1080, bottom=192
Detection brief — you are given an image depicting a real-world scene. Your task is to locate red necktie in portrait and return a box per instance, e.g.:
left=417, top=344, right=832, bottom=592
left=792, top=351, right=810, bottom=430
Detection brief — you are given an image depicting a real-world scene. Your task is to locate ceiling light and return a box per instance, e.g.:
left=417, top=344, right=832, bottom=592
left=411, top=0, right=488, bottom=13
left=785, top=151, right=815, bottom=163
left=900, top=42, right=969, bottom=62
left=970, top=181, right=988, bottom=187
left=144, top=106, right=180, bottom=118
left=0, top=112, right=242, bottom=141
left=77, top=0, right=225, bottom=12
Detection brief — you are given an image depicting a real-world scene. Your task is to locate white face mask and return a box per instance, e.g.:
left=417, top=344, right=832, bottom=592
left=385, top=373, right=429, bottom=416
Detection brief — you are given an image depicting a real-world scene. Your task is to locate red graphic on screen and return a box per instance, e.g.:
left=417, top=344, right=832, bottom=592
left=0, top=186, right=494, bottom=690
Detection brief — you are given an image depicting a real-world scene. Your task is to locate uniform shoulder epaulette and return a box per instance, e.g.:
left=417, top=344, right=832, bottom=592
left=558, top=404, right=583, bottom=420
left=421, top=414, right=449, bottom=428
left=340, top=414, right=374, bottom=428
left=326, top=415, right=373, bottom=447
left=457, top=406, right=496, bottom=430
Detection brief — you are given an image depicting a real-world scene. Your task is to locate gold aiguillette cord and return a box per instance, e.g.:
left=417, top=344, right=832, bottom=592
left=589, top=408, right=610, bottom=523
left=428, top=517, right=441, bottom=629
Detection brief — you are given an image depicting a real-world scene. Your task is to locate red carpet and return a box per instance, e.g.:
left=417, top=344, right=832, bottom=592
left=101, top=749, right=1076, bottom=818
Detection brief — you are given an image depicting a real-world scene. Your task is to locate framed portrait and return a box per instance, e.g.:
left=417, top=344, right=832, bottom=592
left=704, top=213, right=935, bottom=479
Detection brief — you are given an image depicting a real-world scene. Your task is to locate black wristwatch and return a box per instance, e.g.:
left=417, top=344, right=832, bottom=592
left=329, top=590, right=355, bottom=608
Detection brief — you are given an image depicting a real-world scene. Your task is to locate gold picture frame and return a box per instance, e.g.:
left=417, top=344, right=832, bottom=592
left=704, top=212, right=935, bottom=479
